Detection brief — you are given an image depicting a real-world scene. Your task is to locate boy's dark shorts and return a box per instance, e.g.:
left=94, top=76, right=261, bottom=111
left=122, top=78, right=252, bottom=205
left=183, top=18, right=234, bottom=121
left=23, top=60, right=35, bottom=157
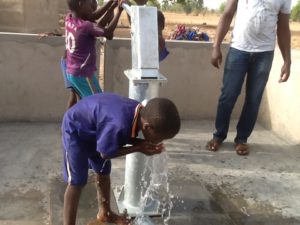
left=62, top=133, right=111, bottom=186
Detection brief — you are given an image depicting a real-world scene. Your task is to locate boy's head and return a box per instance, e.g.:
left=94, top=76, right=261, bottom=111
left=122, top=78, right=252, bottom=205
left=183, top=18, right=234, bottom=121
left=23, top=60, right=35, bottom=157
left=140, top=98, right=181, bottom=144
left=134, top=0, right=148, bottom=5
left=67, top=0, right=96, bottom=19
left=157, top=10, right=165, bottom=32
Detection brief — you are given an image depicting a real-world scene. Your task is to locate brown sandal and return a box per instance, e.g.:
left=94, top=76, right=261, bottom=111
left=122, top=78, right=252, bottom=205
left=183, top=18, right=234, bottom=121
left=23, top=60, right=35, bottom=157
left=235, top=143, right=249, bottom=155
left=206, top=139, right=222, bottom=152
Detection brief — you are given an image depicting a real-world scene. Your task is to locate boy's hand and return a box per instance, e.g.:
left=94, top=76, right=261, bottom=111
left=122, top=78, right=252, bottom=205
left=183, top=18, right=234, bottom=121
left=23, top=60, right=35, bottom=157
left=139, top=141, right=165, bottom=156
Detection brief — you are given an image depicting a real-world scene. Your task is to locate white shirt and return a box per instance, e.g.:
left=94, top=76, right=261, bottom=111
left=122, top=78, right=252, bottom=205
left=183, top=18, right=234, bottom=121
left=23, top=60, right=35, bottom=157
left=231, top=0, right=291, bottom=52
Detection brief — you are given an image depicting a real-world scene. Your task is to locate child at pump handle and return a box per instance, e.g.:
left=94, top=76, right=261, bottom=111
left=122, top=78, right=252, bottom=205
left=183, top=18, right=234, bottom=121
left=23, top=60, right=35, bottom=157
left=61, top=0, right=119, bottom=108
left=64, top=0, right=127, bottom=102
left=61, top=93, right=181, bottom=225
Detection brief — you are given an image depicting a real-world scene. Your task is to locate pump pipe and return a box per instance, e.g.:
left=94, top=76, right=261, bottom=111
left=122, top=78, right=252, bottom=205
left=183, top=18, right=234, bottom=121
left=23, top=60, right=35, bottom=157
left=114, top=5, right=167, bottom=219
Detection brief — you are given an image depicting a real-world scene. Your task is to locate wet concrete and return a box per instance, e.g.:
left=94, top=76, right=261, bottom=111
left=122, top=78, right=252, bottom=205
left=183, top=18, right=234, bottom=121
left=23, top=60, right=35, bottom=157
left=48, top=174, right=235, bottom=225
left=49, top=176, right=99, bottom=225
left=0, top=121, right=300, bottom=225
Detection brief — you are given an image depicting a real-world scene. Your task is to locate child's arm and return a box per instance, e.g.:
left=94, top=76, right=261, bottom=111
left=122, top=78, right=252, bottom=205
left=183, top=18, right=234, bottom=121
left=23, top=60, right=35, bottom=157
left=97, top=2, right=117, bottom=28
left=101, top=0, right=129, bottom=39
left=90, top=0, right=116, bottom=21
left=101, top=140, right=164, bottom=159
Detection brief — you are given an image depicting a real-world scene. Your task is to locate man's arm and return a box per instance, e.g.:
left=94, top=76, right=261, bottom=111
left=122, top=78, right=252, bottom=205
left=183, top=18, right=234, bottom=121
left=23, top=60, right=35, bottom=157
left=277, top=12, right=291, bottom=83
left=211, top=0, right=238, bottom=68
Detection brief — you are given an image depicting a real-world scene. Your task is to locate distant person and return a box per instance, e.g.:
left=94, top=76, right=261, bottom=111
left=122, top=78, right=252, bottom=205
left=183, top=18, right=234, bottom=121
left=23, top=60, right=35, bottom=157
left=61, top=93, right=181, bottom=225
left=64, top=0, right=125, bottom=100
left=124, top=0, right=169, bottom=62
left=207, top=0, right=291, bottom=155
left=157, top=10, right=169, bottom=62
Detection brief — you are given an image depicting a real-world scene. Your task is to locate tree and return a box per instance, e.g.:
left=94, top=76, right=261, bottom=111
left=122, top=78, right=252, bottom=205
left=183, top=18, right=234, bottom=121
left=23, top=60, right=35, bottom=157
left=161, top=0, right=170, bottom=11
left=192, top=0, right=203, bottom=10
left=162, top=0, right=203, bottom=14
left=183, top=1, right=192, bottom=14
left=147, top=0, right=161, bottom=8
left=176, top=0, right=203, bottom=15
left=291, top=0, right=300, bottom=22
left=219, top=1, right=226, bottom=14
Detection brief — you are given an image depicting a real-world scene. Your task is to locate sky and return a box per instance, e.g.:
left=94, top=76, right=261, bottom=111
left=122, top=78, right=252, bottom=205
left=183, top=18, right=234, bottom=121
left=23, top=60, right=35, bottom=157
left=203, top=0, right=299, bottom=9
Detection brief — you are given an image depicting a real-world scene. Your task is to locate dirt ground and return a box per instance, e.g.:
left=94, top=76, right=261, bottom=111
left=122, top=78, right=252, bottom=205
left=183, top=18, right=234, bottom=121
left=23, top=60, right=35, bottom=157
left=115, top=12, right=300, bottom=50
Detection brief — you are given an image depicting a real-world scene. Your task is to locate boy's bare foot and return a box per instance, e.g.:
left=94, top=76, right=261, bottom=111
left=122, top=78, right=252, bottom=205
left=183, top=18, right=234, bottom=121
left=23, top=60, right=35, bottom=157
left=97, top=210, right=132, bottom=225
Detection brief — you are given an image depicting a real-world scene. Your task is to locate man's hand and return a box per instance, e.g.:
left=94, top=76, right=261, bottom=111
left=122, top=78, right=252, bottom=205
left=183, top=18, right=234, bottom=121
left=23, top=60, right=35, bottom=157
left=211, top=46, right=222, bottom=69
left=279, top=62, right=291, bottom=83
left=278, top=63, right=291, bottom=83
left=138, top=141, right=165, bottom=156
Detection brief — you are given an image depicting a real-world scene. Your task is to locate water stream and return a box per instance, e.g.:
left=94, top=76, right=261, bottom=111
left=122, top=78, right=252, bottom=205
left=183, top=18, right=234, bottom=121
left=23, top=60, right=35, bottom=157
left=133, top=151, right=173, bottom=225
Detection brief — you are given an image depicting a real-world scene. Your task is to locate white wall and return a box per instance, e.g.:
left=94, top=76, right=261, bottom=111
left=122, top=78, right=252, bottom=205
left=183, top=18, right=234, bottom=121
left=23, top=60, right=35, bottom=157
left=104, top=38, right=246, bottom=120
left=259, top=48, right=300, bottom=144
left=0, top=33, right=299, bottom=144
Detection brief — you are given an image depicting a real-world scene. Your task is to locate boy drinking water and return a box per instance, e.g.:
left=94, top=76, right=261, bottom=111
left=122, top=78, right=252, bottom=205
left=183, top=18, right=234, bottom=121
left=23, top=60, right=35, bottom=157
left=62, top=93, right=181, bottom=225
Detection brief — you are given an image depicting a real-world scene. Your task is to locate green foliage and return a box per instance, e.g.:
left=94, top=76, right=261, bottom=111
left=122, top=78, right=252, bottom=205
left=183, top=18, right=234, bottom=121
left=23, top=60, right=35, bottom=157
left=161, top=0, right=204, bottom=14
left=161, top=0, right=170, bottom=11
left=192, top=0, right=203, bottom=10
left=183, top=2, right=192, bottom=14
left=98, top=0, right=104, bottom=5
left=167, top=3, right=185, bottom=13
left=173, top=0, right=203, bottom=15
left=147, top=0, right=161, bottom=9
left=219, top=1, right=226, bottom=14
left=291, top=0, right=300, bottom=22
left=176, top=0, right=186, bottom=5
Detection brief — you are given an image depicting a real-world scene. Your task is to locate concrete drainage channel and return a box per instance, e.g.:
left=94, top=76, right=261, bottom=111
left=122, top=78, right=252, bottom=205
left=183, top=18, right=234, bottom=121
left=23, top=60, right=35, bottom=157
left=48, top=174, right=234, bottom=225
left=0, top=163, right=299, bottom=225
left=46, top=167, right=300, bottom=225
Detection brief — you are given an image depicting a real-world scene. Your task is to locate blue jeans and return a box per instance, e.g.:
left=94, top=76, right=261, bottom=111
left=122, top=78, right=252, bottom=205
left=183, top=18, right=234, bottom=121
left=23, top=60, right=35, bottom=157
left=213, top=47, right=274, bottom=143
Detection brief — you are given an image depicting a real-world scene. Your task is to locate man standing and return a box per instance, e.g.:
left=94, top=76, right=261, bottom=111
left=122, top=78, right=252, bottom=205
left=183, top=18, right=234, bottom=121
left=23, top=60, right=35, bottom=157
left=207, top=0, right=292, bottom=155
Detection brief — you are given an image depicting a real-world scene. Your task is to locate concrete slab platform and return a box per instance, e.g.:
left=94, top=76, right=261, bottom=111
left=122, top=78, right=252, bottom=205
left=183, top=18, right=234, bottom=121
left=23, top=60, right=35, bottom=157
left=0, top=123, right=61, bottom=225
left=0, top=121, right=299, bottom=225
left=48, top=173, right=236, bottom=225
left=49, top=175, right=98, bottom=225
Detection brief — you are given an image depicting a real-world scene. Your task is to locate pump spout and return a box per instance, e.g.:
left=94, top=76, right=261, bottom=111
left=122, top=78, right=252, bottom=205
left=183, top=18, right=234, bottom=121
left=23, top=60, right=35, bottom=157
left=113, top=5, right=167, bottom=220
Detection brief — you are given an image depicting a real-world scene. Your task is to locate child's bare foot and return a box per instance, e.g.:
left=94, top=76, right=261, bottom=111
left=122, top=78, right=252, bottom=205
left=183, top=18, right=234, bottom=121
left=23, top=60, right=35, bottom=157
left=86, top=218, right=105, bottom=225
left=97, top=210, right=132, bottom=225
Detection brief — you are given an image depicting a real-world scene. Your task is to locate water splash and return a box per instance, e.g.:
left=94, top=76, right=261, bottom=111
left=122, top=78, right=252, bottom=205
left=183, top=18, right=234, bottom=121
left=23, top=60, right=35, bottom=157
left=134, top=151, right=173, bottom=225
left=133, top=215, right=156, bottom=225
